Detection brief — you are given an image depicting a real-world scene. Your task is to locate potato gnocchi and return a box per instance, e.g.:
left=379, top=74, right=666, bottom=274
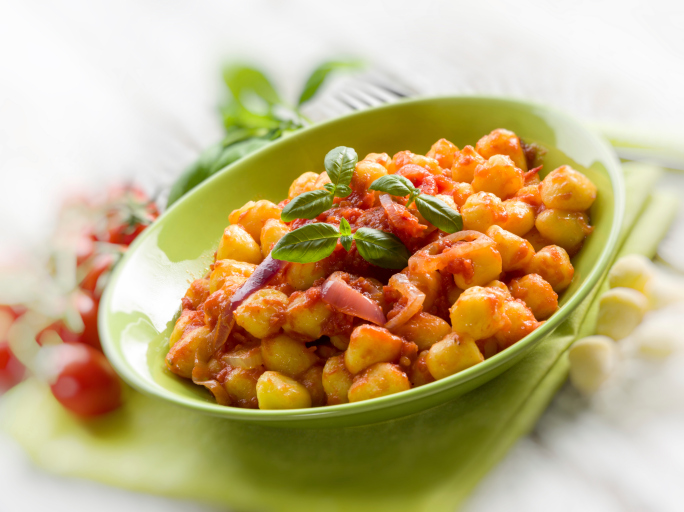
left=166, top=129, right=596, bottom=409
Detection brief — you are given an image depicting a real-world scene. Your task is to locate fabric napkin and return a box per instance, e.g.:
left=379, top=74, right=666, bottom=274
left=1, top=163, right=678, bottom=512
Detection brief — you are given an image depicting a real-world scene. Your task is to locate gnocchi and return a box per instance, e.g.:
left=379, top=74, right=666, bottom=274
left=167, top=129, right=596, bottom=409
left=228, top=200, right=282, bottom=244
left=568, top=336, right=616, bottom=395
left=256, top=371, right=312, bottom=409
left=475, top=128, right=528, bottom=172
left=217, top=225, right=262, bottom=264
left=540, top=165, right=597, bottom=211
left=347, top=362, right=411, bottom=402
left=472, top=155, right=524, bottom=199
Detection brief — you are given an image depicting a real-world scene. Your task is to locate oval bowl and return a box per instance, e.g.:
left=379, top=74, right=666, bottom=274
left=100, top=96, right=624, bottom=428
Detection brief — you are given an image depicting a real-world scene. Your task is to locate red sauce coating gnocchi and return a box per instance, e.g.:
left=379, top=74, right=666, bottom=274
left=166, top=129, right=596, bottom=409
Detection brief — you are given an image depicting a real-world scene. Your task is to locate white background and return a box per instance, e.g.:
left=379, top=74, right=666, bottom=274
left=1, top=1, right=684, bottom=511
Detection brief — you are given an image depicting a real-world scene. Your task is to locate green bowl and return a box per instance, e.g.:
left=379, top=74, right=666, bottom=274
left=99, top=96, right=624, bottom=428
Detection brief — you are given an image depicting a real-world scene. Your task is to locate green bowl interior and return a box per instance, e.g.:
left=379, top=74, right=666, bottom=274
left=100, top=96, right=623, bottom=427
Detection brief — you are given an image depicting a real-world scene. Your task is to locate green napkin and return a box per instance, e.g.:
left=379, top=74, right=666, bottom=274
left=1, top=163, right=678, bottom=512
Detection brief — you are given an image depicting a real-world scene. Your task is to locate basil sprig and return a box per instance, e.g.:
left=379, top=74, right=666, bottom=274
left=272, top=218, right=409, bottom=269
left=281, top=146, right=358, bottom=222
left=369, top=175, right=463, bottom=233
left=339, top=216, right=353, bottom=252
left=167, top=61, right=361, bottom=208
left=352, top=228, right=410, bottom=269
left=271, top=222, right=340, bottom=263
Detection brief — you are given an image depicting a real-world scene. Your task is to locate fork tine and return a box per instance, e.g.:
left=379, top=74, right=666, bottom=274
left=368, top=81, right=409, bottom=98
left=334, top=92, right=364, bottom=111
left=307, top=69, right=416, bottom=120
left=344, top=87, right=385, bottom=108
left=354, top=82, right=400, bottom=104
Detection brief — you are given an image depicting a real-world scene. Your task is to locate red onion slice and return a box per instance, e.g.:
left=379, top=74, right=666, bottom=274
left=213, top=254, right=287, bottom=349
left=229, top=255, right=286, bottom=313
left=321, top=273, right=386, bottom=326
left=408, top=230, right=488, bottom=273
left=212, top=314, right=235, bottom=352
left=384, top=273, right=425, bottom=330
left=222, top=346, right=264, bottom=370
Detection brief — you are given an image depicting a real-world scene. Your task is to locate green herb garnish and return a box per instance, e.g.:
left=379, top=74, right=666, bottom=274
left=272, top=218, right=409, bottom=269
left=369, top=175, right=463, bottom=233
left=272, top=222, right=341, bottom=263
left=297, top=61, right=363, bottom=106
left=352, top=227, right=411, bottom=269
left=281, top=189, right=334, bottom=222
left=281, top=146, right=358, bottom=222
left=339, top=217, right=353, bottom=252
left=167, top=60, right=362, bottom=208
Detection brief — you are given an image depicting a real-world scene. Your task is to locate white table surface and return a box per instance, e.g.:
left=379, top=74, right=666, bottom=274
left=2, top=1, right=684, bottom=511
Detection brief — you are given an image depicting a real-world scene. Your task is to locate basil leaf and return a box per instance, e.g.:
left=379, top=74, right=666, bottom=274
left=167, top=142, right=222, bottom=208
left=223, top=65, right=281, bottom=106
left=353, top=228, right=410, bottom=269
left=281, top=189, right=334, bottom=222
left=335, top=184, right=352, bottom=198
left=171, top=63, right=313, bottom=209
left=323, top=183, right=335, bottom=194
left=297, top=60, right=363, bottom=106
left=324, top=146, right=357, bottom=189
left=339, top=218, right=352, bottom=236
left=340, top=235, right=353, bottom=252
left=406, top=190, right=421, bottom=208
left=368, top=174, right=415, bottom=197
left=221, top=100, right=283, bottom=131
left=415, top=195, right=463, bottom=234
left=221, top=126, right=265, bottom=147
left=206, top=137, right=273, bottom=175
left=167, top=137, right=273, bottom=208
left=271, top=223, right=340, bottom=263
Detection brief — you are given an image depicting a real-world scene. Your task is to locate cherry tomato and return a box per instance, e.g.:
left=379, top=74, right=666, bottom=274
left=35, top=292, right=101, bottom=350
left=79, top=253, right=115, bottom=297
left=48, top=343, right=122, bottom=417
left=0, top=342, right=25, bottom=392
left=106, top=223, right=147, bottom=246
left=103, top=186, right=158, bottom=246
left=0, top=307, right=25, bottom=392
left=78, top=291, right=101, bottom=350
